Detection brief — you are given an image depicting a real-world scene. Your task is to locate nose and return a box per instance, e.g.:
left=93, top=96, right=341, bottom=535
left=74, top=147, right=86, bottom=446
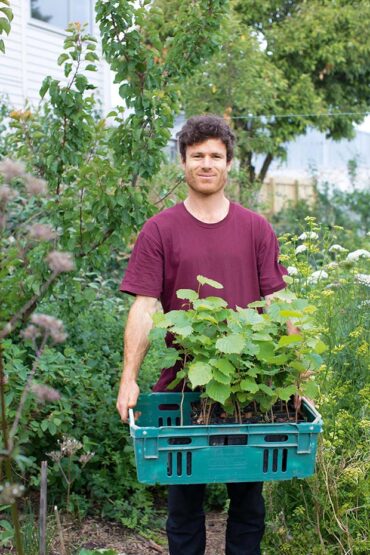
left=201, top=156, right=213, bottom=169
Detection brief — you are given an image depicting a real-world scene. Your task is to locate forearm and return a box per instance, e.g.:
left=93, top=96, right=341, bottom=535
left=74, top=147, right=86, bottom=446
left=120, top=296, right=158, bottom=385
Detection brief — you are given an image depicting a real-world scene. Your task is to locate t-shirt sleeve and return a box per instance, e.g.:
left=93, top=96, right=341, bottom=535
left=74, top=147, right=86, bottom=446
left=119, top=221, right=163, bottom=298
left=257, top=219, right=287, bottom=297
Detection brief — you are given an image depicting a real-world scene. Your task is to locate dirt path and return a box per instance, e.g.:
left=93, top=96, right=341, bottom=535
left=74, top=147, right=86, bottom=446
left=51, top=512, right=227, bottom=555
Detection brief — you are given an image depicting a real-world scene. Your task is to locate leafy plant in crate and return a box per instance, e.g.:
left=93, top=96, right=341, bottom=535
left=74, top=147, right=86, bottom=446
left=151, top=276, right=326, bottom=425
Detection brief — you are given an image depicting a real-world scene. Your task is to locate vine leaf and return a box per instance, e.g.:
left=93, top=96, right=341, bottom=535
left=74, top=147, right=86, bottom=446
left=197, top=275, right=223, bottom=289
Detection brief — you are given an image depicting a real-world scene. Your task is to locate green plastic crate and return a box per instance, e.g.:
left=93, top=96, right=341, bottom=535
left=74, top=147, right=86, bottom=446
left=129, top=392, right=322, bottom=485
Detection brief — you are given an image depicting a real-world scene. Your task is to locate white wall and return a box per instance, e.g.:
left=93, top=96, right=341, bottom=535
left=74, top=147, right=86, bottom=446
left=0, top=0, right=111, bottom=113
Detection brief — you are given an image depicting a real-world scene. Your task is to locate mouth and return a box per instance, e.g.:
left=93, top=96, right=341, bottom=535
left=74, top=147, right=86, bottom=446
left=197, top=174, right=216, bottom=178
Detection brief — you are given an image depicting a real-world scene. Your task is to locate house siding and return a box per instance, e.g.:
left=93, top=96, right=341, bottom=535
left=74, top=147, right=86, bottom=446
left=0, top=0, right=111, bottom=113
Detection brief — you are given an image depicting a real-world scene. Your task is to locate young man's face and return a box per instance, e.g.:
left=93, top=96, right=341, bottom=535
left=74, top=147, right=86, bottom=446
left=182, top=138, right=232, bottom=196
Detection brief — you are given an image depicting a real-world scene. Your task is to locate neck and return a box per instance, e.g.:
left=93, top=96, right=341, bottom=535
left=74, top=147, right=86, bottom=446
left=184, top=193, right=230, bottom=224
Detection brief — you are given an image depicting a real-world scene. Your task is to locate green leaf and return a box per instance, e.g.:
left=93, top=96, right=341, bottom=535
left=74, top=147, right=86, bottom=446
left=301, top=380, right=319, bottom=399
left=255, top=342, right=275, bottom=361
left=193, top=297, right=227, bottom=310
left=212, top=368, right=231, bottom=384
left=85, top=64, right=97, bottom=72
left=236, top=307, right=264, bottom=324
left=277, top=334, right=303, bottom=348
left=240, top=379, right=259, bottom=393
left=210, top=358, right=235, bottom=375
left=188, top=361, right=212, bottom=387
left=197, top=275, right=223, bottom=289
left=205, top=380, right=230, bottom=404
left=0, top=17, right=11, bottom=34
left=171, top=325, right=193, bottom=337
left=216, top=333, right=245, bottom=354
left=57, top=53, right=69, bottom=65
left=39, top=76, right=51, bottom=98
left=247, top=300, right=266, bottom=308
left=276, top=385, right=297, bottom=401
left=312, top=339, right=328, bottom=354
left=176, top=289, right=199, bottom=301
left=279, top=309, right=303, bottom=318
left=258, top=384, right=275, bottom=396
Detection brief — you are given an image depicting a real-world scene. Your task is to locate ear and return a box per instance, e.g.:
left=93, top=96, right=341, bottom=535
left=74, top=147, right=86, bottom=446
left=226, top=159, right=233, bottom=172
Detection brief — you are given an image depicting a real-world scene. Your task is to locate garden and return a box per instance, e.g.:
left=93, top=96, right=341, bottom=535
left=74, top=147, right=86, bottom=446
left=0, top=1, right=369, bottom=554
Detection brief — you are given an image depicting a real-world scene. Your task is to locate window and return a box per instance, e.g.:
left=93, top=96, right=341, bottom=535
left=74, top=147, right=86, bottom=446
left=30, top=0, right=93, bottom=32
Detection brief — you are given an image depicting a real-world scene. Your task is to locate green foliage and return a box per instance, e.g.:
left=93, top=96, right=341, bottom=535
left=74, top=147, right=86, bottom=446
left=183, top=0, right=370, bottom=192
left=96, top=0, right=228, bottom=181
left=0, top=0, right=13, bottom=54
left=152, top=275, right=324, bottom=416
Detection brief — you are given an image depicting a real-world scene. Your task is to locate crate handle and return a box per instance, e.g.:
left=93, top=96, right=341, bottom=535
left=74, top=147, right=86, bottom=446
left=129, top=408, right=136, bottom=429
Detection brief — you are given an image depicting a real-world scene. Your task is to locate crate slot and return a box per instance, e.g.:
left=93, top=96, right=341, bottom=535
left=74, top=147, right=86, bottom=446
left=177, top=452, right=182, bottom=476
left=159, top=404, right=179, bottom=410
left=167, top=452, right=173, bottom=476
left=175, top=417, right=180, bottom=425
left=209, top=435, right=248, bottom=446
left=264, top=434, right=288, bottom=442
left=168, top=437, right=192, bottom=445
left=272, top=449, right=278, bottom=472
left=186, top=452, right=192, bottom=475
left=167, top=417, right=172, bottom=425
left=282, top=449, right=288, bottom=472
left=158, top=417, right=163, bottom=427
left=263, top=449, right=269, bottom=472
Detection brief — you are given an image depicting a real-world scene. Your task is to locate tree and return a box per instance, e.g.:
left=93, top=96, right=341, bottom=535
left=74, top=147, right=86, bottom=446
left=182, top=0, right=370, bottom=192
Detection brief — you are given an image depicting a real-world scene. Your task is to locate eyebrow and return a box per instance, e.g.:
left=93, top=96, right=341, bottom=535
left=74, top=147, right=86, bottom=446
left=190, top=151, right=224, bottom=156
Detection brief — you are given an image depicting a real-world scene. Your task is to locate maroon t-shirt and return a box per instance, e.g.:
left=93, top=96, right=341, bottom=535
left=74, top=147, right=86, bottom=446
left=120, top=201, right=287, bottom=390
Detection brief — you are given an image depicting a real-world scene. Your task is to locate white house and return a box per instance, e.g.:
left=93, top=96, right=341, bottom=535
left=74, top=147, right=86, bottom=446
left=0, top=0, right=111, bottom=113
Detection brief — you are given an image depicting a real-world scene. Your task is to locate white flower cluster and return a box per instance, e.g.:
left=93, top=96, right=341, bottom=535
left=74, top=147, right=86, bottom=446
left=346, top=249, right=370, bottom=262
left=307, top=270, right=329, bottom=284
left=329, top=244, right=347, bottom=253
left=287, top=266, right=298, bottom=275
left=298, top=232, right=319, bottom=240
left=355, top=273, right=370, bottom=287
left=295, top=244, right=307, bottom=254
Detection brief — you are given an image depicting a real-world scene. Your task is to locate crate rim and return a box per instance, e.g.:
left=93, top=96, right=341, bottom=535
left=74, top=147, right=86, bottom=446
left=128, top=393, right=322, bottom=431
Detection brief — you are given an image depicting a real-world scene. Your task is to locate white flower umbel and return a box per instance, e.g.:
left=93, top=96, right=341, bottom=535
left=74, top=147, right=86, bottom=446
left=308, top=270, right=329, bottom=284
left=329, top=244, right=347, bottom=253
left=287, top=266, right=298, bottom=275
left=295, top=244, right=307, bottom=254
left=346, top=249, right=370, bottom=262
left=355, top=273, right=370, bottom=287
left=326, top=261, right=339, bottom=269
left=298, top=232, right=319, bottom=240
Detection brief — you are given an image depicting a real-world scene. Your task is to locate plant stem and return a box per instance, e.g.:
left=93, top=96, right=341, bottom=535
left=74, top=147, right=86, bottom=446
left=0, top=342, right=24, bottom=555
left=39, top=461, right=48, bottom=555
left=54, top=506, right=67, bottom=555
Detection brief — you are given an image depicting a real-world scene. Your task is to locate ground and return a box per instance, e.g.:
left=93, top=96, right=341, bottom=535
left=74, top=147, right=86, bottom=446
left=50, top=512, right=227, bottom=555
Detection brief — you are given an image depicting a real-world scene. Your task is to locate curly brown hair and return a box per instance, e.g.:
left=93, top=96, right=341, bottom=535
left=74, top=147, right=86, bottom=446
left=177, top=115, right=235, bottom=162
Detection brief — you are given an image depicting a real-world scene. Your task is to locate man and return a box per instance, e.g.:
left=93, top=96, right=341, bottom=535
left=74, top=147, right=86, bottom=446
left=117, top=115, right=288, bottom=555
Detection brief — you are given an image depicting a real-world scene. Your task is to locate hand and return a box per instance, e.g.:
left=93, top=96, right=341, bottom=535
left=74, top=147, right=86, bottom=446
left=116, top=380, right=140, bottom=423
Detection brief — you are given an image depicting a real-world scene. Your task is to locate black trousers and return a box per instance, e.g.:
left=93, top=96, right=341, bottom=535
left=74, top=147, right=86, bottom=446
left=166, top=482, right=265, bottom=555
